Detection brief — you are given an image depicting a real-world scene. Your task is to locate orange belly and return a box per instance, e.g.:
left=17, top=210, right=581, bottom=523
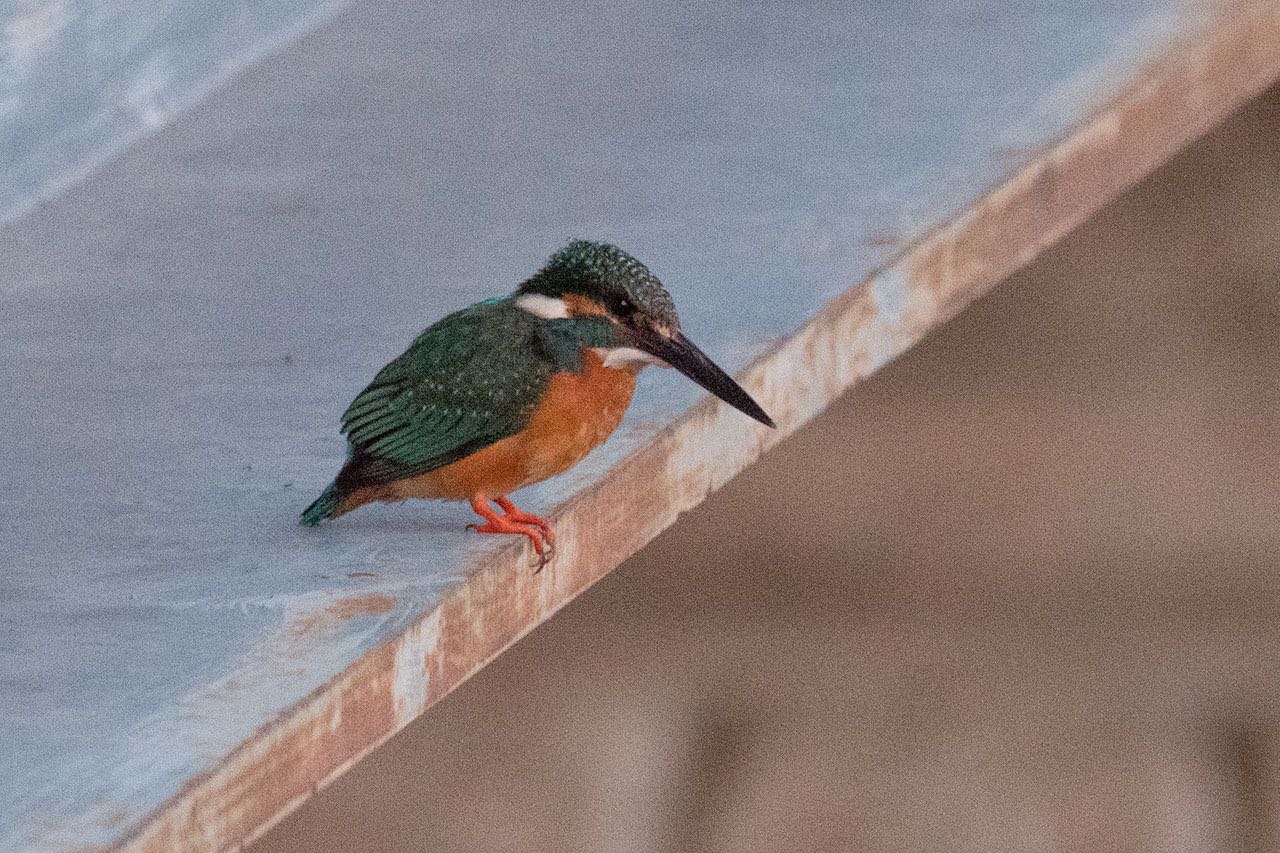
left=384, top=350, right=636, bottom=502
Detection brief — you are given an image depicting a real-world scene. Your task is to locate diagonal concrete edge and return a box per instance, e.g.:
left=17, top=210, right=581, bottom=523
left=110, top=3, right=1280, bottom=850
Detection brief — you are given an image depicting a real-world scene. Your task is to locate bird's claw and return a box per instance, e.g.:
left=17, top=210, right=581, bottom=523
left=524, top=523, right=555, bottom=572
left=466, top=519, right=554, bottom=571
left=468, top=496, right=556, bottom=572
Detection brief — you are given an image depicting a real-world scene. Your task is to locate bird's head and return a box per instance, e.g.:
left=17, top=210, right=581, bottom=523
left=516, top=240, right=774, bottom=427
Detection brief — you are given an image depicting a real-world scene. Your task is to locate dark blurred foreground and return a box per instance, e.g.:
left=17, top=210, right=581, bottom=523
left=260, top=86, right=1280, bottom=852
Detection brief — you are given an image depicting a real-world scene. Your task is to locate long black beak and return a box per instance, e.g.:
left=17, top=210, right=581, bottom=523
left=631, top=327, right=775, bottom=428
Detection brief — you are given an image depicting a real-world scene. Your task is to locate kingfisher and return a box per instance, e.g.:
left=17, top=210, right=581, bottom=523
left=301, top=240, right=774, bottom=566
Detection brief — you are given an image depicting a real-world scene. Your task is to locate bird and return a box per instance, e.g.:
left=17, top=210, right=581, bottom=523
left=300, top=240, right=774, bottom=567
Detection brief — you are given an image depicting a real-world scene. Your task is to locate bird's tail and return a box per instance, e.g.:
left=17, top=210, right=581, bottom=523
left=300, top=481, right=342, bottom=527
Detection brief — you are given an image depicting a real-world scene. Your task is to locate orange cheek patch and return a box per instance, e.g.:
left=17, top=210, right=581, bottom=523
left=563, top=294, right=609, bottom=317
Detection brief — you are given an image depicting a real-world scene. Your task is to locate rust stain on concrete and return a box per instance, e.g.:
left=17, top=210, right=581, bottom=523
left=113, top=4, right=1280, bottom=850
left=288, top=595, right=396, bottom=638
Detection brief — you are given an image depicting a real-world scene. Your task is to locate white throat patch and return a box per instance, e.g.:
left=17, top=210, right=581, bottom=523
left=515, top=293, right=570, bottom=320
left=591, top=347, right=668, bottom=369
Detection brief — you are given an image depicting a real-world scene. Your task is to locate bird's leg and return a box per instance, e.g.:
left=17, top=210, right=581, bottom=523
left=466, top=495, right=550, bottom=568
left=493, top=496, right=555, bottom=547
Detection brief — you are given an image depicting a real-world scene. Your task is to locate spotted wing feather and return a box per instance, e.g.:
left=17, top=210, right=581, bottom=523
left=339, top=299, right=553, bottom=486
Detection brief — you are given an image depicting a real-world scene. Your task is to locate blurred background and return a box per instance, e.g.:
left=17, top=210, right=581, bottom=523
left=256, top=81, right=1280, bottom=853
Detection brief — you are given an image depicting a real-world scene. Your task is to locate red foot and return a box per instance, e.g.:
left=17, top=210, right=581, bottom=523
left=494, top=496, right=555, bottom=547
left=467, top=495, right=555, bottom=570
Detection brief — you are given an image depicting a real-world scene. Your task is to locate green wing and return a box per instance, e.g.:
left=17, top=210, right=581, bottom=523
left=340, top=299, right=553, bottom=484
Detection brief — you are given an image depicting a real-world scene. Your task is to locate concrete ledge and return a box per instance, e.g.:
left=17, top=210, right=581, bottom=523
left=132, top=3, right=1280, bottom=849
left=2, top=0, right=1277, bottom=849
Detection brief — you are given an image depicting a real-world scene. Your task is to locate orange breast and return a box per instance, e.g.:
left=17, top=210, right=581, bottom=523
left=388, top=350, right=637, bottom=502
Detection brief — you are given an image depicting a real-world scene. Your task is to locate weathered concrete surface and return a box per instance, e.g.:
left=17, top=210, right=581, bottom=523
left=0, top=0, right=354, bottom=223
left=262, top=82, right=1280, bottom=851
left=1, top=0, right=1278, bottom=849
